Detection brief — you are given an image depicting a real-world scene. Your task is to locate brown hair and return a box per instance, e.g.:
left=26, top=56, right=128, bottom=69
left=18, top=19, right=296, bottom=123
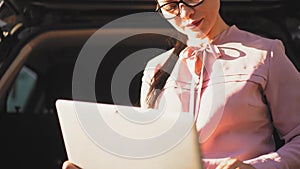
left=145, top=40, right=187, bottom=108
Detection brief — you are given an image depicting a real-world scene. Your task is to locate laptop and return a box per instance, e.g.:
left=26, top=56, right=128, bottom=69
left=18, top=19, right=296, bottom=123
left=56, top=99, right=204, bottom=169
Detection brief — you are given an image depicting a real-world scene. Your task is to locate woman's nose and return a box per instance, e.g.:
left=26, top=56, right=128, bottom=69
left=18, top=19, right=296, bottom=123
left=179, top=3, right=194, bottom=19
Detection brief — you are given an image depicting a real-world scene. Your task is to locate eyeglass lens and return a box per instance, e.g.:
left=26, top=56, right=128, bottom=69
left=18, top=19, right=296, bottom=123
left=158, top=0, right=204, bottom=19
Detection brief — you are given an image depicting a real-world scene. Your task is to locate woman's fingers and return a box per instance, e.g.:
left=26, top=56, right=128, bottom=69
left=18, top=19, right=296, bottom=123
left=216, top=158, right=237, bottom=169
left=62, top=161, right=82, bottom=169
left=216, top=158, right=256, bottom=169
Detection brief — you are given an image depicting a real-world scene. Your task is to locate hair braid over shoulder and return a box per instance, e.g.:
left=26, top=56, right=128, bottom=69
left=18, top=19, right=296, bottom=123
left=146, top=40, right=187, bottom=108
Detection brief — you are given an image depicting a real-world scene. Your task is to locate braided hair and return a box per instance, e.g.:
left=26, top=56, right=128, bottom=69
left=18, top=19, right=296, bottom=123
left=146, top=40, right=187, bottom=108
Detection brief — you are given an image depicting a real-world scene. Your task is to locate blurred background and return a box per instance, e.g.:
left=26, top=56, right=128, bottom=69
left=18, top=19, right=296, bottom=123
left=0, top=0, right=299, bottom=168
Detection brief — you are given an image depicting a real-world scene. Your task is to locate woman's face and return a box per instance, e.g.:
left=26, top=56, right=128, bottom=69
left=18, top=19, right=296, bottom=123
left=157, top=0, right=221, bottom=39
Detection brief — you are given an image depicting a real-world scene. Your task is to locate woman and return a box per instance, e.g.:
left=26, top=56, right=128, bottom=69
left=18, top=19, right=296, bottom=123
left=63, top=0, right=300, bottom=168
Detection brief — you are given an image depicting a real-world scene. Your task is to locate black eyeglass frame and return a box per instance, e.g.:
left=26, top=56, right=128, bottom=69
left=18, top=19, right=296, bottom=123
left=156, top=0, right=205, bottom=19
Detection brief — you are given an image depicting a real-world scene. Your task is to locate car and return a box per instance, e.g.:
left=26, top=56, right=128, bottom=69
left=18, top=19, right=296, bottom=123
left=0, top=0, right=299, bottom=168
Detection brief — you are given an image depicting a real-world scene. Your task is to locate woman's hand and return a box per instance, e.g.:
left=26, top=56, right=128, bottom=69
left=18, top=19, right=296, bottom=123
left=62, top=161, right=82, bottom=169
left=62, top=158, right=255, bottom=169
left=216, top=158, right=256, bottom=169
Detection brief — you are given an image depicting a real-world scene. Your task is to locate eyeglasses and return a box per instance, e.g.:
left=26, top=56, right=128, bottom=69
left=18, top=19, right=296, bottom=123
left=156, top=0, right=205, bottom=19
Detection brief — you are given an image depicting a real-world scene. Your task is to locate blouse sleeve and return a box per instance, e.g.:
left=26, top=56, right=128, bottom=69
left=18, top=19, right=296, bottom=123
left=245, top=40, right=300, bottom=169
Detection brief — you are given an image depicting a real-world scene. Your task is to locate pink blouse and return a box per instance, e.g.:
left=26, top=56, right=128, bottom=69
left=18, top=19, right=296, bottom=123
left=141, top=25, right=300, bottom=168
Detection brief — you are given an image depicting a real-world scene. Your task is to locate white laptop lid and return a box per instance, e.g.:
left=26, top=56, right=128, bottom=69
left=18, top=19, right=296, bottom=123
left=56, top=99, right=203, bottom=169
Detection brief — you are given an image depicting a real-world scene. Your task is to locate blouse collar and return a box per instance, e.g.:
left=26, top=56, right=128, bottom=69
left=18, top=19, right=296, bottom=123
left=182, top=25, right=237, bottom=59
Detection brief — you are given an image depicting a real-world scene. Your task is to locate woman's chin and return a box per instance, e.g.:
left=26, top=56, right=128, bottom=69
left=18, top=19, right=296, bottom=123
left=173, top=26, right=206, bottom=40
left=185, top=29, right=206, bottom=39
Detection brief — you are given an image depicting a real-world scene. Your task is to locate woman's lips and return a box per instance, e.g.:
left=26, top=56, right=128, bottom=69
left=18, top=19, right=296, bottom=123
left=184, top=19, right=203, bottom=29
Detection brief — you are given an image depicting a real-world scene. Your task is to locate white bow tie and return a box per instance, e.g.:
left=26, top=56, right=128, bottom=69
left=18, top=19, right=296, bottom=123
left=179, top=41, right=221, bottom=80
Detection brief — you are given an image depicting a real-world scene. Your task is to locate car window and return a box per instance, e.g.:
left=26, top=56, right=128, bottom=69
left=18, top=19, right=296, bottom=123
left=6, top=66, right=38, bottom=113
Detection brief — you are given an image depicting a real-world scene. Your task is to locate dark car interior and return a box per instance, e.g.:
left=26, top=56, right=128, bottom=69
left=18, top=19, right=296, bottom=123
left=0, top=0, right=299, bottom=168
